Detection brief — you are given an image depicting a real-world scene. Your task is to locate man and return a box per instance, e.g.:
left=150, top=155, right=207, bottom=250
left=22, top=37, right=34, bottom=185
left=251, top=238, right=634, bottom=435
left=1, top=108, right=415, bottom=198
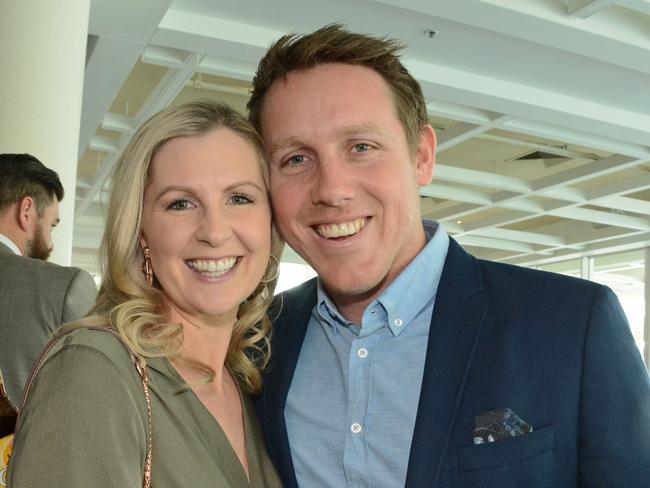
left=0, top=153, right=96, bottom=414
left=248, top=25, right=650, bottom=487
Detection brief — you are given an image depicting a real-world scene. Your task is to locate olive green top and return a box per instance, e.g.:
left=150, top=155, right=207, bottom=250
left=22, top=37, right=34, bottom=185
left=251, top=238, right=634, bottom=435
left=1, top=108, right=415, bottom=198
left=8, top=328, right=282, bottom=488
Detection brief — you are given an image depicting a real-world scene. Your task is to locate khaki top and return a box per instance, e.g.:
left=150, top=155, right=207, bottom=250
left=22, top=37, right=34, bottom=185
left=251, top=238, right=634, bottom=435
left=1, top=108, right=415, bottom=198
left=8, top=328, right=283, bottom=487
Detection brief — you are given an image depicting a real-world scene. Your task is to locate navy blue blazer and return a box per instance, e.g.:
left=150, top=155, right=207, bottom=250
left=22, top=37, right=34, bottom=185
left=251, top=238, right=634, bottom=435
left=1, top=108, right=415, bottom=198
left=256, top=239, right=650, bottom=487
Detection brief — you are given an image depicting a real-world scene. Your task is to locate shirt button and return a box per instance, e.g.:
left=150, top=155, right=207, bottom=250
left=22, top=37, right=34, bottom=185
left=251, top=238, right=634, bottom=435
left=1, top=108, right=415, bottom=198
left=357, top=348, right=368, bottom=359
left=394, top=318, right=403, bottom=327
left=351, top=423, right=363, bottom=434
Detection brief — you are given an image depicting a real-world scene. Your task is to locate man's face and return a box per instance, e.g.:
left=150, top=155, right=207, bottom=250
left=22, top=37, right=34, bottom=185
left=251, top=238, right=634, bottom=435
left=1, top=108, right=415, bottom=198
left=260, top=63, right=435, bottom=305
left=27, top=200, right=59, bottom=260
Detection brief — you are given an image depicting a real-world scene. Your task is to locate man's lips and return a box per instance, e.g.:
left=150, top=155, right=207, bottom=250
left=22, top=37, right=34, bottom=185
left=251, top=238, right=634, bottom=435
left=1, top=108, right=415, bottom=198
left=314, top=217, right=368, bottom=239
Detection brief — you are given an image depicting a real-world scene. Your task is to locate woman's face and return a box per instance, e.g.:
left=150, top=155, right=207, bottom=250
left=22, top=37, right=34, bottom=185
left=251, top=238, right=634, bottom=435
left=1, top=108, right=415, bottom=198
left=140, top=127, right=271, bottom=326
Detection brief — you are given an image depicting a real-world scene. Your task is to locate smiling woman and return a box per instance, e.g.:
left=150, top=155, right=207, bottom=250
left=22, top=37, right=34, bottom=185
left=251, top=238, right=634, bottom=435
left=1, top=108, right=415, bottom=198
left=8, top=101, right=284, bottom=488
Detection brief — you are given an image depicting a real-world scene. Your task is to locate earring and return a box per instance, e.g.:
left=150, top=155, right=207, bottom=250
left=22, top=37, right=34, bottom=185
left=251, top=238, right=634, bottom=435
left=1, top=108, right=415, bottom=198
left=260, top=254, right=280, bottom=300
left=141, top=246, right=153, bottom=286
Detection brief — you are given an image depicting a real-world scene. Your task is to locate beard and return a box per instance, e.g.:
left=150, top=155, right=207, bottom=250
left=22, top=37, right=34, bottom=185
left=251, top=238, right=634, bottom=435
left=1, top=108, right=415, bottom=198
left=27, top=225, right=52, bottom=261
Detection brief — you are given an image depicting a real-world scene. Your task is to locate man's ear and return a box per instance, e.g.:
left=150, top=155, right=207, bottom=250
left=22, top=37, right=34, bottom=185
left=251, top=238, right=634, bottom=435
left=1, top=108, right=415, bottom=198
left=17, top=196, right=35, bottom=231
left=415, top=125, right=436, bottom=186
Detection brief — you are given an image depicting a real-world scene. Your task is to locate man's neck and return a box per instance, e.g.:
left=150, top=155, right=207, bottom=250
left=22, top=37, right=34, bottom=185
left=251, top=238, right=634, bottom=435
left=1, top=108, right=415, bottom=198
left=325, top=270, right=399, bottom=325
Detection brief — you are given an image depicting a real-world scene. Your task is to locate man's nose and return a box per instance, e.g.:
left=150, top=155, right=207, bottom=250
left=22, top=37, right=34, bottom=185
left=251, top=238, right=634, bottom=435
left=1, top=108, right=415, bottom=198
left=311, top=155, right=355, bottom=207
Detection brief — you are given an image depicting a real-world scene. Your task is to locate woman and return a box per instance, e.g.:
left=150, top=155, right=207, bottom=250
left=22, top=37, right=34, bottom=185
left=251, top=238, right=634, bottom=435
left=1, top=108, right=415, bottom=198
left=8, top=101, right=284, bottom=487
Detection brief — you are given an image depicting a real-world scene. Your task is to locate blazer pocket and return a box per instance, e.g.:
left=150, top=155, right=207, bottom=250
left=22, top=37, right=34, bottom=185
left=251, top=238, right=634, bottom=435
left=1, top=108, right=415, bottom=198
left=457, top=424, right=555, bottom=472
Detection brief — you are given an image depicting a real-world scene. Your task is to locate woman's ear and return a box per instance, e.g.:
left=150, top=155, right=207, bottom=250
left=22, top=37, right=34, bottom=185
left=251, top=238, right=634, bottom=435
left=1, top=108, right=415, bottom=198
left=140, top=235, right=148, bottom=250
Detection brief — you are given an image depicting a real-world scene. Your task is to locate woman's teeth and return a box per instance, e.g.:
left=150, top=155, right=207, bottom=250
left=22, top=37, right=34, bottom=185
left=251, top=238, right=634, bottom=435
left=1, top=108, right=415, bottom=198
left=187, top=257, right=237, bottom=277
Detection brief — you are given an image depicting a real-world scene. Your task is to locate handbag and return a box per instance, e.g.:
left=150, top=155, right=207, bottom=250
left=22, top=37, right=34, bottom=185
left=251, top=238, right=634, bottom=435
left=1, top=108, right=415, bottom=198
left=16, top=326, right=153, bottom=488
left=0, top=379, right=16, bottom=438
left=0, top=375, right=15, bottom=487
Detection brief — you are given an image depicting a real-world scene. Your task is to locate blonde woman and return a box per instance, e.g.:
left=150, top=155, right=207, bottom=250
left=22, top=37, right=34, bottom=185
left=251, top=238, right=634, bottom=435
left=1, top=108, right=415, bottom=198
left=8, top=101, right=284, bottom=487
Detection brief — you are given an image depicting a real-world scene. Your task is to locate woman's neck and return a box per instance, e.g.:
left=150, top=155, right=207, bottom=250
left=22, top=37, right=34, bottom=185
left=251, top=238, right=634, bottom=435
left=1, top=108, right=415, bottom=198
left=164, top=303, right=237, bottom=384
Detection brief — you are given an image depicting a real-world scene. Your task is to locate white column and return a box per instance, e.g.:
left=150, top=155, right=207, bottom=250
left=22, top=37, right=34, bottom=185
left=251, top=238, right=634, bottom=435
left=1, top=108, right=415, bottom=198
left=0, top=0, right=91, bottom=265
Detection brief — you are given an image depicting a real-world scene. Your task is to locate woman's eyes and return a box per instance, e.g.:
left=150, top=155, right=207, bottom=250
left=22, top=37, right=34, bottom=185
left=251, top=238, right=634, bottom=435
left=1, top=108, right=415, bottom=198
left=229, top=194, right=254, bottom=205
left=166, top=199, right=195, bottom=211
left=165, top=194, right=255, bottom=210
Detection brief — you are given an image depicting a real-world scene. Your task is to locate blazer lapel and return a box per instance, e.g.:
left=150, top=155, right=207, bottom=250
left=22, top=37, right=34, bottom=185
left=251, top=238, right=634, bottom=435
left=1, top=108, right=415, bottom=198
left=405, top=239, right=487, bottom=488
left=259, top=279, right=317, bottom=488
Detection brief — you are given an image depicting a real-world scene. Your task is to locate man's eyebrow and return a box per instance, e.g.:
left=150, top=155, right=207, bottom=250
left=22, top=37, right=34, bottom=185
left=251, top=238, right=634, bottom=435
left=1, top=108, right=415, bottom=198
left=268, top=125, right=382, bottom=157
left=268, top=137, right=306, bottom=158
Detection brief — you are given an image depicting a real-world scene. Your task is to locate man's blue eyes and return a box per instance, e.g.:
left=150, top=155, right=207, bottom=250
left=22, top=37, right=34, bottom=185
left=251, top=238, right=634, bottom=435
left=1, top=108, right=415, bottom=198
left=354, top=143, right=371, bottom=152
left=283, top=144, right=372, bottom=166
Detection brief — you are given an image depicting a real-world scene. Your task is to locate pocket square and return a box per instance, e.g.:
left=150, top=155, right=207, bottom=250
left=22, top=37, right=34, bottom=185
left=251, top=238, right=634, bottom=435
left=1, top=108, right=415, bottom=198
left=473, top=408, right=533, bottom=444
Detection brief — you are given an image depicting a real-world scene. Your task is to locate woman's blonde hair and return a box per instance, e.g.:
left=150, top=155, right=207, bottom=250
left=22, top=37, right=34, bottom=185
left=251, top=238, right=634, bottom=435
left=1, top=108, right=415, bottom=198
left=73, top=100, right=282, bottom=393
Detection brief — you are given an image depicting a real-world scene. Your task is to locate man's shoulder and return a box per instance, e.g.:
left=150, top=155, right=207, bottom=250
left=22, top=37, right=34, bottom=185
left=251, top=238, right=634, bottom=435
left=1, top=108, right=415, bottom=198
left=473, top=256, right=604, bottom=306
left=269, top=278, right=317, bottom=328
left=478, top=257, right=596, bottom=286
left=0, top=252, right=89, bottom=281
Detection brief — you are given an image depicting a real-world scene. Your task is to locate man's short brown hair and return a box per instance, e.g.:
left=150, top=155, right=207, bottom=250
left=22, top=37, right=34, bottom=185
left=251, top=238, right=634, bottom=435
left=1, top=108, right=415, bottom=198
left=247, top=23, right=429, bottom=154
left=0, top=154, right=64, bottom=216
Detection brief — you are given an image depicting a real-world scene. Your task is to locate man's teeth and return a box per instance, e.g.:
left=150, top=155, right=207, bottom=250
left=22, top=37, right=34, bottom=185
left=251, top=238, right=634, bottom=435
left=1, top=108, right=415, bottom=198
left=187, top=257, right=237, bottom=276
left=317, top=218, right=366, bottom=239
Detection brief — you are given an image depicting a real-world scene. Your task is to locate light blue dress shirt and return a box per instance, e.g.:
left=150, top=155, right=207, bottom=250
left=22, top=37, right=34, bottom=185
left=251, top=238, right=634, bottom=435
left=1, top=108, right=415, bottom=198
left=285, top=220, right=450, bottom=487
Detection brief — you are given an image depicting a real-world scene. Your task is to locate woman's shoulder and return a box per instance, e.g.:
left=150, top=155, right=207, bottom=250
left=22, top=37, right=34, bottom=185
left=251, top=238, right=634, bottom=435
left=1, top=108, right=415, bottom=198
left=42, top=327, right=139, bottom=376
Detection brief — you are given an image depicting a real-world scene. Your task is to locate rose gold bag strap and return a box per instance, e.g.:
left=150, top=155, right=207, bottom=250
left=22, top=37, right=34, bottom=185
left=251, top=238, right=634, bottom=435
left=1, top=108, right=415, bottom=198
left=19, top=326, right=153, bottom=488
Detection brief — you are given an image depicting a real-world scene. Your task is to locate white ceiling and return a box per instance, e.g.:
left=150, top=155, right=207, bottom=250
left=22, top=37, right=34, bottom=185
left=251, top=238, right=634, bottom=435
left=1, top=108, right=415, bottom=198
left=73, top=0, right=650, bottom=274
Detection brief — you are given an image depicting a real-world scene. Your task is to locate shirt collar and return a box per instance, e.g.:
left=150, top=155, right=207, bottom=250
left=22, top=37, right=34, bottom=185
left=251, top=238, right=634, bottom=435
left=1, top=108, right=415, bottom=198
left=0, top=233, right=22, bottom=255
left=316, top=220, right=449, bottom=337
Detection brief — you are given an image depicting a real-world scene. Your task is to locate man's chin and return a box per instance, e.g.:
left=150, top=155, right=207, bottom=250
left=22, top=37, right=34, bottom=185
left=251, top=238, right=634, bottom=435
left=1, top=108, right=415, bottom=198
left=28, top=242, right=52, bottom=261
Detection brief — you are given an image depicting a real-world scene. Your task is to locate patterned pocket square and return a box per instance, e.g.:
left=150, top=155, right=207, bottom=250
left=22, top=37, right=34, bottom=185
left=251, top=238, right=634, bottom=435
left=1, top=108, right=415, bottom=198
left=473, top=408, right=533, bottom=444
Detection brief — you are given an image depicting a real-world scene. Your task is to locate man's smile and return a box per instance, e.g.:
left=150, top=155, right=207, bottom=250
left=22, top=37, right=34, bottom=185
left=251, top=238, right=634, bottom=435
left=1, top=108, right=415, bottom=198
left=314, top=217, right=368, bottom=239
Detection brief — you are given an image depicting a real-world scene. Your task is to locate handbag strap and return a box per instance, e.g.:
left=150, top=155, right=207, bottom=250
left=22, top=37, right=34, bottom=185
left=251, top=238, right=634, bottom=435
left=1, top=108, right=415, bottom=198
left=19, top=326, right=153, bottom=488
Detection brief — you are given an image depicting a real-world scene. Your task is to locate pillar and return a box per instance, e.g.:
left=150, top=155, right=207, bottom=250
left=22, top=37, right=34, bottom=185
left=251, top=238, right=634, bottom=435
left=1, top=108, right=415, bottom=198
left=0, top=0, right=91, bottom=265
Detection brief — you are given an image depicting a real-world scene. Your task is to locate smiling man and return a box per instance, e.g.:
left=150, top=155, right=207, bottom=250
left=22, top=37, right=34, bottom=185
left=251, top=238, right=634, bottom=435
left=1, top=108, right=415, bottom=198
left=0, top=153, right=96, bottom=423
left=248, top=25, right=650, bottom=487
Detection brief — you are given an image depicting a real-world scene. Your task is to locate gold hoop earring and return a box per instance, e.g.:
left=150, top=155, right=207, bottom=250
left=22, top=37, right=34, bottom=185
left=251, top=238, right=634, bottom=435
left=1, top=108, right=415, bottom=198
left=141, top=246, right=153, bottom=286
left=260, top=254, right=279, bottom=300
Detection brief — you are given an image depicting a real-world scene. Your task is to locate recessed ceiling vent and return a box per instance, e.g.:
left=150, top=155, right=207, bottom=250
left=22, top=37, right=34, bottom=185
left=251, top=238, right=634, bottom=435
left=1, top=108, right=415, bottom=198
left=512, top=150, right=569, bottom=167
left=514, top=150, right=565, bottom=161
